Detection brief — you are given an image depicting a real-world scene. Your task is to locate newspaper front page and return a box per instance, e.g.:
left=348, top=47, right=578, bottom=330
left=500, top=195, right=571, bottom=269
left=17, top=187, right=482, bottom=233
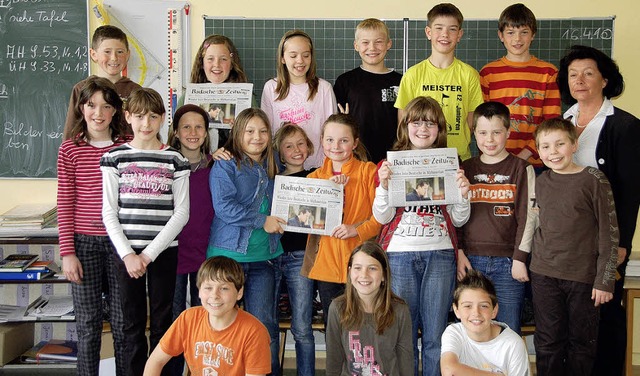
left=387, top=148, right=461, bottom=207
left=184, top=83, right=253, bottom=130
left=271, top=175, right=343, bottom=235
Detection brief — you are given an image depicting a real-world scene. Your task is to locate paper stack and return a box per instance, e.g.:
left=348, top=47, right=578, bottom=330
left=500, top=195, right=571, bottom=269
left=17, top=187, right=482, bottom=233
left=0, top=203, right=57, bottom=229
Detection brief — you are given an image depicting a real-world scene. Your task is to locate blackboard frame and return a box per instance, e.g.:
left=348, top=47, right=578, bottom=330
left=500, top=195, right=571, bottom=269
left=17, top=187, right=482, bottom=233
left=0, top=0, right=89, bottom=179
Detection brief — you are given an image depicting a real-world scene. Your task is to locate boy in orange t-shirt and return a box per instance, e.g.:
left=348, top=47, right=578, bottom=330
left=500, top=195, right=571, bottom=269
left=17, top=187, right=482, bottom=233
left=143, top=256, right=271, bottom=376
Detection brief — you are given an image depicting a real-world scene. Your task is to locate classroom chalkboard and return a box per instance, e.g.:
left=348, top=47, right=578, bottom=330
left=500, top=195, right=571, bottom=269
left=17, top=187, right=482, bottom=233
left=0, top=0, right=89, bottom=178
left=203, top=17, right=614, bottom=104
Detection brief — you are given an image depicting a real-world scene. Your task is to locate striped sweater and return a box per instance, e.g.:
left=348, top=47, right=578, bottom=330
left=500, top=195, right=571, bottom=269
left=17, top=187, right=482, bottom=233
left=100, top=144, right=190, bottom=261
left=56, top=138, right=128, bottom=257
left=479, top=57, right=561, bottom=168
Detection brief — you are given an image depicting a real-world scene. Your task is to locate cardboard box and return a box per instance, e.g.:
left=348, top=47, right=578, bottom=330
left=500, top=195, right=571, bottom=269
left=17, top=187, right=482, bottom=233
left=0, top=322, right=34, bottom=366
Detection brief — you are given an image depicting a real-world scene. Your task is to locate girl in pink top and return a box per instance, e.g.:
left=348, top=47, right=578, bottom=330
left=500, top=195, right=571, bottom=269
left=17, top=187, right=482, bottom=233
left=261, top=29, right=337, bottom=169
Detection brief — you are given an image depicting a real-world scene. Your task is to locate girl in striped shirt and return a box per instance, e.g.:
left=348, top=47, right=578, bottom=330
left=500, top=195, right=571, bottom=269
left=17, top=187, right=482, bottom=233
left=100, top=88, right=190, bottom=375
left=57, top=76, right=129, bottom=375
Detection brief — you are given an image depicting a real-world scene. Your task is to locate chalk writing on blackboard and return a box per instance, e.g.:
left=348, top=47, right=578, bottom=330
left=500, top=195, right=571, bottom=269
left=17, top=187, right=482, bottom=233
left=0, top=0, right=88, bottom=178
left=562, top=28, right=613, bottom=40
left=5, top=44, right=88, bottom=74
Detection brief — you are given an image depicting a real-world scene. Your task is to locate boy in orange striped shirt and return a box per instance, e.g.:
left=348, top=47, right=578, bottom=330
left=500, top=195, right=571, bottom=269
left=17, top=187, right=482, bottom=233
left=479, top=3, right=561, bottom=171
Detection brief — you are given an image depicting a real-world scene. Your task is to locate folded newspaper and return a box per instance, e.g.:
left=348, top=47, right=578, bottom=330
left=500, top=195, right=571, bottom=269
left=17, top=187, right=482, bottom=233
left=184, top=83, right=253, bottom=130
left=271, top=176, right=343, bottom=236
left=387, top=148, right=462, bottom=207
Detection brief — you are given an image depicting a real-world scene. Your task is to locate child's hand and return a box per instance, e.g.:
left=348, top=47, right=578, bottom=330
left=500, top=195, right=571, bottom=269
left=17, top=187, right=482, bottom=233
left=330, top=174, right=350, bottom=185
left=212, top=147, right=232, bottom=161
left=456, top=250, right=471, bottom=281
left=456, top=169, right=470, bottom=198
left=264, top=216, right=285, bottom=234
left=62, top=254, right=83, bottom=284
left=337, top=103, right=350, bottom=114
left=123, top=254, right=147, bottom=279
left=592, top=288, right=613, bottom=307
left=331, top=224, right=358, bottom=240
left=139, top=253, right=152, bottom=266
left=377, top=161, right=392, bottom=190
left=511, top=260, right=529, bottom=282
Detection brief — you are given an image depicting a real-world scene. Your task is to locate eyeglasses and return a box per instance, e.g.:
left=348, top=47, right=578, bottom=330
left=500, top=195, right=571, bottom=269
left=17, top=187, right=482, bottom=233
left=409, top=120, right=438, bottom=129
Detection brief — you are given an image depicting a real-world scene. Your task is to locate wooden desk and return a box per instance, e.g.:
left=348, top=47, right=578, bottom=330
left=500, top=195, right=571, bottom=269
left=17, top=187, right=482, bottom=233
left=624, top=276, right=640, bottom=376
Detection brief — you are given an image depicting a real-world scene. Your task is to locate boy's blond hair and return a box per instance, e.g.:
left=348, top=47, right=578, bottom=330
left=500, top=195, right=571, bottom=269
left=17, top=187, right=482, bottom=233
left=196, top=256, right=245, bottom=291
left=427, top=3, right=464, bottom=27
left=534, top=118, right=577, bottom=147
left=355, top=18, right=390, bottom=41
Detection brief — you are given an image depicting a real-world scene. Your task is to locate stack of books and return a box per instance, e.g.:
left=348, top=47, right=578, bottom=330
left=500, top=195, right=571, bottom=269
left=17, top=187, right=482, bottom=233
left=0, top=203, right=57, bottom=229
left=18, top=339, right=77, bottom=365
left=0, top=254, right=60, bottom=281
left=626, top=252, right=640, bottom=277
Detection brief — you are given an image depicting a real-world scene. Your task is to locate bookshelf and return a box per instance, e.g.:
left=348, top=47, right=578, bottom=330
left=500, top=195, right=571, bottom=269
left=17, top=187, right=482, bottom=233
left=0, top=234, right=76, bottom=371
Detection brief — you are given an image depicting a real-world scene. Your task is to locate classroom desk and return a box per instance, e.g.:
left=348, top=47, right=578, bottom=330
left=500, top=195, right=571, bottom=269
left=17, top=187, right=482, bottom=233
left=625, top=276, right=640, bottom=376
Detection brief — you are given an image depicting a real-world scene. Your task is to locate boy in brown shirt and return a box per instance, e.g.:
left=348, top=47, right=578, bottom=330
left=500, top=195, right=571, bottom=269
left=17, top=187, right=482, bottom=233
left=529, top=118, right=618, bottom=376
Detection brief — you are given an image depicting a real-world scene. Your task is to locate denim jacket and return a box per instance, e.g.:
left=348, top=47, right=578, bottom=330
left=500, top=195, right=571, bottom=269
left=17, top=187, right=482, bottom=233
left=208, top=157, right=280, bottom=254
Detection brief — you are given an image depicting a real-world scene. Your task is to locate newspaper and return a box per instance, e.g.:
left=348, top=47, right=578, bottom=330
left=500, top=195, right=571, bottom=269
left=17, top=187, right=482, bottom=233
left=271, top=175, right=343, bottom=236
left=184, top=83, right=253, bottom=130
left=387, top=148, right=462, bottom=207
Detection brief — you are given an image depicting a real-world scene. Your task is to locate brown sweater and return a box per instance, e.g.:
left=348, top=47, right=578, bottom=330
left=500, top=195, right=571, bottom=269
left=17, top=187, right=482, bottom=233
left=531, top=167, right=618, bottom=292
left=459, top=153, right=536, bottom=262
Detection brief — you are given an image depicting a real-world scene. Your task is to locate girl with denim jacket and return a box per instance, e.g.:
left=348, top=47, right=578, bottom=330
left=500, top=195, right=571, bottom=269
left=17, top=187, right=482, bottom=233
left=207, top=108, right=285, bottom=375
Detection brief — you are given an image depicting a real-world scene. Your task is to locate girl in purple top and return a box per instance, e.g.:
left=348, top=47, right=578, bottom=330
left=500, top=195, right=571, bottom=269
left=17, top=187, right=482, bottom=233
left=167, top=104, right=214, bottom=375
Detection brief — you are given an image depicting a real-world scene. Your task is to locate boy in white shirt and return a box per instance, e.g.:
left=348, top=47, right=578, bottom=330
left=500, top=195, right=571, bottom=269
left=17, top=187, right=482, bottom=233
left=441, top=269, right=530, bottom=376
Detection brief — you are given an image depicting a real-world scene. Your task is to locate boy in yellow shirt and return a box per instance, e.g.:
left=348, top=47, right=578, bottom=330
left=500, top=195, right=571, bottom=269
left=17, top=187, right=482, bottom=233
left=395, top=3, right=483, bottom=161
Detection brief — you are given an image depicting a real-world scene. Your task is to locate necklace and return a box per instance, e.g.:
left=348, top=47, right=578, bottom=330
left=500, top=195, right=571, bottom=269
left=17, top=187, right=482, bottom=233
left=190, top=155, right=206, bottom=172
left=575, top=110, right=588, bottom=128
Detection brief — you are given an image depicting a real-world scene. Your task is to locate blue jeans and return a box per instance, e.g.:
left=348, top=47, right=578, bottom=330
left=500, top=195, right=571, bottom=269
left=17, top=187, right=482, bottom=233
left=274, top=251, right=315, bottom=375
left=388, top=250, right=455, bottom=376
left=173, top=271, right=201, bottom=319
left=467, top=255, right=525, bottom=334
left=240, top=260, right=280, bottom=376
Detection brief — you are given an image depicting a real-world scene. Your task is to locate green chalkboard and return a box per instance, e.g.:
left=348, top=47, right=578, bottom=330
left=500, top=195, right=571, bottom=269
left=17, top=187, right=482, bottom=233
left=0, top=0, right=89, bottom=178
left=204, top=17, right=614, bottom=104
